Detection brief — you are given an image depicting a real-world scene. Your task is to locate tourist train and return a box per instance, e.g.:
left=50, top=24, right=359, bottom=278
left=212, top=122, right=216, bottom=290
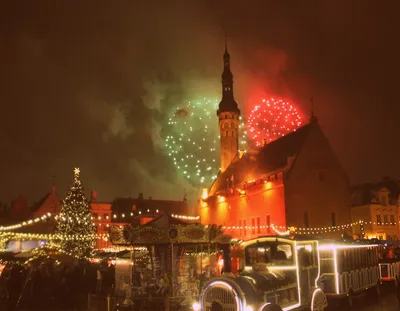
left=193, top=236, right=382, bottom=311
left=377, top=242, right=400, bottom=286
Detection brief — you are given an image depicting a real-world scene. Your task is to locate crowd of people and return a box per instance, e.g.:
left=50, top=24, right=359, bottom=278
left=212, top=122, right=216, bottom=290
left=0, top=259, right=115, bottom=311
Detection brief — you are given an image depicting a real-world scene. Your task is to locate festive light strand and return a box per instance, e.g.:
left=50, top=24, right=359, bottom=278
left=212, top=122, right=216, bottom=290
left=0, top=213, right=52, bottom=231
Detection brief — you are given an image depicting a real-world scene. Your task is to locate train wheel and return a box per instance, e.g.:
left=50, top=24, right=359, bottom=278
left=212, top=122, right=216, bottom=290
left=311, top=289, right=328, bottom=311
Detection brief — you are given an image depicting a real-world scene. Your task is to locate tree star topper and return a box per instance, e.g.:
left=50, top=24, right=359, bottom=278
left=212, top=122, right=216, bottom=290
left=74, top=167, right=80, bottom=176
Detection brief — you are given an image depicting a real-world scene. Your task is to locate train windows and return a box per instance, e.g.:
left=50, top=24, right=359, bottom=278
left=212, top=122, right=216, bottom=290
left=341, top=250, right=347, bottom=272
left=319, top=250, right=334, bottom=274
left=245, top=241, right=293, bottom=266
left=337, top=250, right=344, bottom=274
left=297, top=243, right=317, bottom=267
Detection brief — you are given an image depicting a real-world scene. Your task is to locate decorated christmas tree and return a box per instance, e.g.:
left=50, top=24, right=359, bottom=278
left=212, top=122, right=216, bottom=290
left=56, top=167, right=96, bottom=257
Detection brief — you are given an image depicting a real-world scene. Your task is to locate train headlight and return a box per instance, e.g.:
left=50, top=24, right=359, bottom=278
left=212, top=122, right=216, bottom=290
left=245, top=306, right=253, bottom=311
left=192, top=302, right=200, bottom=311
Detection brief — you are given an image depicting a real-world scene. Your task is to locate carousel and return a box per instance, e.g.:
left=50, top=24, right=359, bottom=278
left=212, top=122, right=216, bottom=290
left=109, top=213, right=230, bottom=310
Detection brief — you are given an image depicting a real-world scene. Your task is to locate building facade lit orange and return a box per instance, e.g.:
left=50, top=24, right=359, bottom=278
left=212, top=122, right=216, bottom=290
left=198, top=47, right=351, bottom=239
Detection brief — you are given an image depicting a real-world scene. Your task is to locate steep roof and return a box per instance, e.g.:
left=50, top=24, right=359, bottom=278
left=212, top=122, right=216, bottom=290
left=351, top=178, right=400, bottom=206
left=209, top=122, right=314, bottom=195
left=31, top=193, right=51, bottom=212
left=350, top=183, right=374, bottom=206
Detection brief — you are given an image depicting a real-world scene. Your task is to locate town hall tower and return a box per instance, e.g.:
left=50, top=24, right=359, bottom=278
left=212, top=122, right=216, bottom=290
left=217, top=40, right=241, bottom=173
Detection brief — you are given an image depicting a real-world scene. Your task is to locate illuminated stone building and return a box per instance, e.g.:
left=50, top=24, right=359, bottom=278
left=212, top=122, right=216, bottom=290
left=198, top=46, right=351, bottom=239
left=351, top=178, right=400, bottom=241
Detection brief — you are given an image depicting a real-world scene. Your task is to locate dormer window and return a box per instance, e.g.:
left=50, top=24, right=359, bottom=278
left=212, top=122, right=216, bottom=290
left=381, top=195, right=388, bottom=206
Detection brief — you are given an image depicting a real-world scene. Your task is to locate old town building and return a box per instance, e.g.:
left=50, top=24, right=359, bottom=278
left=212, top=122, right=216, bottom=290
left=1, top=187, right=191, bottom=250
left=90, top=192, right=190, bottom=248
left=351, top=178, right=400, bottom=241
left=198, top=46, right=351, bottom=239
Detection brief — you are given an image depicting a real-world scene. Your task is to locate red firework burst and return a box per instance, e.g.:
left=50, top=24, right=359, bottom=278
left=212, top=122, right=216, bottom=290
left=247, top=98, right=303, bottom=147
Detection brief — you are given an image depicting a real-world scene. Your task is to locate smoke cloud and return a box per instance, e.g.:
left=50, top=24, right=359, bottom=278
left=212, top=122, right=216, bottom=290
left=1, top=0, right=400, bottom=204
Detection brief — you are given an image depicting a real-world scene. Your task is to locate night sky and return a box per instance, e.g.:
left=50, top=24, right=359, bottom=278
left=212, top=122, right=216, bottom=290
left=1, top=1, right=399, bottom=203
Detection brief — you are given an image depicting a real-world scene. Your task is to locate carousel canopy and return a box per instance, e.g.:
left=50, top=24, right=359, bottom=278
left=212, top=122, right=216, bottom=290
left=110, top=213, right=224, bottom=246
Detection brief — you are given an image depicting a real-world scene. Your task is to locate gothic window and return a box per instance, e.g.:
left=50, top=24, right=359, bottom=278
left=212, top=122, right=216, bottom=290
left=381, top=195, right=387, bottom=206
left=303, top=212, right=309, bottom=228
left=331, top=212, right=336, bottom=227
left=266, top=215, right=271, bottom=233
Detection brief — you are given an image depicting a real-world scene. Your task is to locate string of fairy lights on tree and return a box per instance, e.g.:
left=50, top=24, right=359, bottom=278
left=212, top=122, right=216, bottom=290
left=165, top=98, right=247, bottom=186
left=248, top=97, right=303, bottom=147
left=55, top=167, right=96, bottom=257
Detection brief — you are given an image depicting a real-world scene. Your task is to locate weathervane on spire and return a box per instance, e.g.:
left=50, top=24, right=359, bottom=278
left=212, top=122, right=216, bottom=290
left=224, top=30, right=228, bottom=52
left=74, top=167, right=80, bottom=176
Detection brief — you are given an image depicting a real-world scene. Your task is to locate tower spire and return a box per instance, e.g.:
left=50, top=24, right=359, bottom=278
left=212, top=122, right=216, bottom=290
left=217, top=34, right=241, bottom=172
left=218, top=34, right=239, bottom=115
left=224, top=31, right=228, bottom=53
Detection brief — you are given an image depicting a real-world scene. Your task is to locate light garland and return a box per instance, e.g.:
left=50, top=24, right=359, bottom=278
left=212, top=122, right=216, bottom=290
left=171, top=214, right=200, bottom=221
left=221, top=220, right=389, bottom=236
left=0, top=205, right=199, bottom=233
left=0, top=213, right=52, bottom=231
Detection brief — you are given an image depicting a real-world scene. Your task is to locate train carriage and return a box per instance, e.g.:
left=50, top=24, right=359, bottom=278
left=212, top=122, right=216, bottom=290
left=379, top=258, right=400, bottom=284
left=194, top=236, right=328, bottom=311
left=317, top=242, right=380, bottom=307
left=377, top=243, right=400, bottom=286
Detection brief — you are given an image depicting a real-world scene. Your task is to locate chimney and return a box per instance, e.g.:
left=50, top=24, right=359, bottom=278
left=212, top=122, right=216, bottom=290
left=138, top=193, right=143, bottom=200
left=91, top=190, right=97, bottom=202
